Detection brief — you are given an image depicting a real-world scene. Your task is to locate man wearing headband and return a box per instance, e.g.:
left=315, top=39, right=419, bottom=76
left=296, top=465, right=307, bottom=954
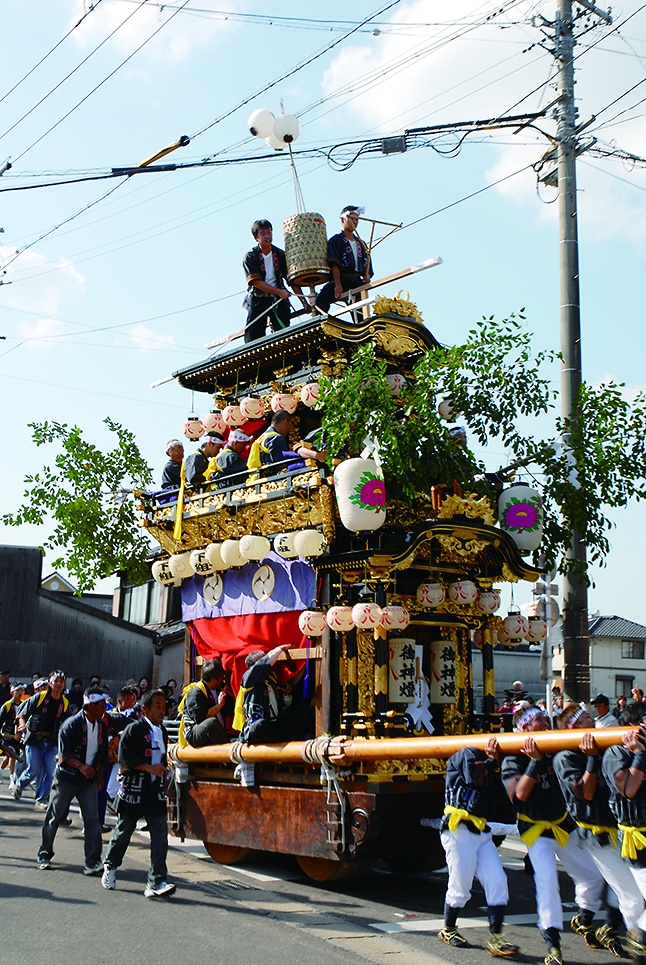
left=37, top=687, right=108, bottom=873
left=315, top=205, right=373, bottom=315
left=602, top=703, right=646, bottom=965
left=502, top=705, right=606, bottom=965
left=214, top=429, right=251, bottom=490
left=13, top=670, right=70, bottom=808
left=553, top=704, right=642, bottom=958
left=160, top=439, right=184, bottom=490
left=437, top=739, right=520, bottom=956
left=242, top=220, right=307, bottom=343
left=184, top=433, right=226, bottom=489
left=0, top=683, right=26, bottom=786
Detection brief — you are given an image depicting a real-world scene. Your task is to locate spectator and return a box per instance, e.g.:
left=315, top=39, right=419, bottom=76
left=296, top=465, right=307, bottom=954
left=160, top=439, right=184, bottom=490
left=37, top=687, right=108, bottom=873
left=633, top=686, right=645, bottom=703
left=614, top=695, right=628, bottom=719
left=505, top=680, right=528, bottom=703
left=27, top=673, right=42, bottom=696
left=499, top=697, right=513, bottom=716
left=180, top=660, right=233, bottom=747
left=102, top=690, right=176, bottom=899
left=184, top=433, right=226, bottom=489
left=591, top=694, right=618, bottom=729
left=137, top=677, right=150, bottom=696
left=67, top=678, right=84, bottom=713
left=1, top=683, right=26, bottom=786
left=0, top=670, right=10, bottom=705
left=90, top=675, right=101, bottom=687
left=105, top=687, right=139, bottom=803
left=13, top=670, right=70, bottom=808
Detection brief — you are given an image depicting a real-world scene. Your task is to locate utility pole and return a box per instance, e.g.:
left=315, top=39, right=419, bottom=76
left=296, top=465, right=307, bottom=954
left=553, top=0, right=611, bottom=703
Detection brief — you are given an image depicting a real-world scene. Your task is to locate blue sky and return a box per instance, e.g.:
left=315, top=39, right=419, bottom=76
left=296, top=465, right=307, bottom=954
left=1, top=0, right=645, bottom=623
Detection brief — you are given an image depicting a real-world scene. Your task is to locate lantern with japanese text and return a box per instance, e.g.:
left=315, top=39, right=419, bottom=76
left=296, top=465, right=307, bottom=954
left=152, top=559, right=174, bottom=586
left=190, top=549, right=215, bottom=576
left=298, top=610, right=326, bottom=636
left=475, top=591, right=501, bottom=614
left=183, top=415, right=205, bottom=441
left=300, top=383, right=320, bottom=407
left=273, top=532, right=298, bottom=559
left=326, top=606, right=354, bottom=632
left=271, top=393, right=297, bottom=414
left=203, top=409, right=226, bottom=434
left=351, top=602, right=383, bottom=629
left=430, top=639, right=457, bottom=703
left=168, top=552, right=193, bottom=584
left=293, top=529, right=326, bottom=558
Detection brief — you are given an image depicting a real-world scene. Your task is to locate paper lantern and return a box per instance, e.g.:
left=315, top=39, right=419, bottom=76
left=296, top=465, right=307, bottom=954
left=527, top=615, right=548, bottom=642
left=497, top=623, right=517, bottom=647
left=438, top=397, right=458, bottom=421
left=190, top=549, right=215, bottom=576
left=334, top=458, right=386, bottom=532
left=203, top=409, right=226, bottom=434
left=293, top=529, right=326, bottom=558
left=298, top=610, right=326, bottom=636
left=430, top=640, right=457, bottom=703
left=183, top=416, right=205, bottom=441
left=386, top=373, right=406, bottom=396
left=239, top=534, right=271, bottom=561
left=498, top=483, right=544, bottom=552
left=417, top=583, right=445, bottom=607
left=168, top=552, right=193, bottom=584
left=502, top=612, right=529, bottom=641
left=265, top=133, right=285, bottom=151
left=273, top=113, right=301, bottom=144
left=220, top=539, right=246, bottom=568
left=475, top=591, right=501, bottom=614
left=273, top=532, right=298, bottom=559
left=222, top=405, right=245, bottom=427
left=205, top=542, right=229, bottom=571
left=351, top=602, right=383, bottom=629
left=381, top=605, right=410, bottom=630
left=240, top=396, right=264, bottom=420
left=472, top=629, right=483, bottom=650
left=152, top=560, right=174, bottom=586
left=300, top=382, right=320, bottom=407
left=326, top=606, right=354, bottom=632
left=448, top=580, right=478, bottom=605
left=248, top=109, right=275, bottom=138
left=270, top=392, right=297, bottom=414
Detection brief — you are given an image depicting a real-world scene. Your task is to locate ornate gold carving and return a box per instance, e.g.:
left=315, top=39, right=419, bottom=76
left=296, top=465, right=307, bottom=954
left=356, top=629, right=375, bottom=717
left=373, top=327, right=420, bottom=356
left=437, top=493, right=496, bottom=526
left=363, top=757, right=447, bottom=780
left=347, top=656, right=358, bottom=688
left=374, top=664, right=388, bottom=696
left=372, top=291, right=423, bottom=323
left=501, top=563, right=520, bottom=584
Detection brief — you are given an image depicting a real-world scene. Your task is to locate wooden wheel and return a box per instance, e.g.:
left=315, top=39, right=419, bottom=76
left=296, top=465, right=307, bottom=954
left=296, top=855, right=375, bottom=882
left=203, top=842, right=253, bottom=865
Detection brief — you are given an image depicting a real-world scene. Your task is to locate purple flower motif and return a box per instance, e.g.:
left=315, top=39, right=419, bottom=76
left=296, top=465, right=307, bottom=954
left=503, top=500, right=541, bottom=532
left=349, top=471, right=386, bottom=512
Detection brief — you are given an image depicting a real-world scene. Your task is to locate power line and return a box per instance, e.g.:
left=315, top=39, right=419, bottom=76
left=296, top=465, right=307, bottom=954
left=0, top=372, right=187, bottom=410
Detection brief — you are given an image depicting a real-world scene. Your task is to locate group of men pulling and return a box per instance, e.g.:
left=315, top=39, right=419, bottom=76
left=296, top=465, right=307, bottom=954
left=440, top=701, right=646, bottom=965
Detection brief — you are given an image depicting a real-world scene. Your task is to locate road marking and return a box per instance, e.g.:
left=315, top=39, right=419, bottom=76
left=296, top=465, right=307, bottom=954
left=370, top=914, right=538, bottom=933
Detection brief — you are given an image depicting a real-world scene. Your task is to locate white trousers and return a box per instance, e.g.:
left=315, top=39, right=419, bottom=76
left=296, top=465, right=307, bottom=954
left=527, top=829, right=605, bottom=931
left=623, top=863, right=646, bottom=932
left=584, top=834, right=644, bottom=931
left=441, top=824, right=508, bottom=909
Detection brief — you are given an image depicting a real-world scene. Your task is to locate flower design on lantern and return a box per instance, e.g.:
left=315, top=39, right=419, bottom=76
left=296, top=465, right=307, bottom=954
left=503, top=501, right=541, bottom=532
left=349, top=472, right=386, bottom=511
left=417, top=583, right=446, bottom=607
left=381, top=606, right=410, bottom=630
left=326, top=606, right=354, bottom=632
left=351, top=602, right=383, bottom=629
left=448, top=580, right=478, bottom=605
left=168, top=552, right=193, bottom=584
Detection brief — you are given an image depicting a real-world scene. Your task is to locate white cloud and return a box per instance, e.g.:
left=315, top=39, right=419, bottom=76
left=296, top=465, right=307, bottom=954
left=0, top=245, right=84, bottom=346
left=123, top=322, right=176, bottom=351
left=17, top=316, right=67, bottom=346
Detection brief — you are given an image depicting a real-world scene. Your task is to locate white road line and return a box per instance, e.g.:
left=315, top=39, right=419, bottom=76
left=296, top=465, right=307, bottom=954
left=370, top=914, right=539, bottom=933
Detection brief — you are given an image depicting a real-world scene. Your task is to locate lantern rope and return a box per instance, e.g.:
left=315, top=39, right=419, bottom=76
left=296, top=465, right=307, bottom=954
left=287, top=142, right=306, bottom=214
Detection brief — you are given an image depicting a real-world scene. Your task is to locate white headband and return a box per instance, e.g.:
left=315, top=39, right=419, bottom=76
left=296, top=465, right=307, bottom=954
left=566, top=708, right=585, bottom=729
left=84, top=693, right=106, bottom=704
left=516, top=706, right=542, bottom=731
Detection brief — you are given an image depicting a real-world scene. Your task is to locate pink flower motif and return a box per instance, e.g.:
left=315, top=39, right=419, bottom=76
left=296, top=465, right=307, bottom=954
left=358, top=478, right=385, bottom=509
left=503, top=502, right=540, bottom=532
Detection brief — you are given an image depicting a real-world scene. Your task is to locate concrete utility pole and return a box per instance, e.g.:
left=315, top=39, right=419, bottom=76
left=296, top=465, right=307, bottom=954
left=554, top=0, right=611, bottom=703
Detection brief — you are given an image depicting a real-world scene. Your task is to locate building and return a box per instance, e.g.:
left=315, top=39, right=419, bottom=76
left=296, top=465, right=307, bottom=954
left=588, top=614, right=646, bottom=700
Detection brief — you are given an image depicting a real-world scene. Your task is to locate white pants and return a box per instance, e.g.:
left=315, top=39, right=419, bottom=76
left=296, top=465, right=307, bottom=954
left=441, top=823, right=508, bottom=909
left=527, top=829, right=605, bottom=931
left=106, top=763, right=121, bottom=799
left=584, top=833, right=644, bottom=931
left=623, top=863, right=646, bottom=932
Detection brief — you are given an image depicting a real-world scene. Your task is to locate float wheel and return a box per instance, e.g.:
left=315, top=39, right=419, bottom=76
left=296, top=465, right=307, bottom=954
left=203, top=842, right=253, bottom=865
left=296, top=855, right=375, bottom=881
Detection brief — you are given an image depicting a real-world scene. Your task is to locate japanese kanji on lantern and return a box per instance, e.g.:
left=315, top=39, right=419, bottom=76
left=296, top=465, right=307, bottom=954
left=388, top=638, right=417, bottom=703
left=430, top=638, right=457, bottom=704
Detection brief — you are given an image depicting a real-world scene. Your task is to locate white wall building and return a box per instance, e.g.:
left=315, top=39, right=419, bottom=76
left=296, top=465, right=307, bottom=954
left=587, top=615, right=646, bottom=700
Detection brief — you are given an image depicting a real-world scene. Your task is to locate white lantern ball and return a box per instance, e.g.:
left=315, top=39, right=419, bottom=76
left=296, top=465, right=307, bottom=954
left=248, top=108, right=275, bottom=138
left=472, top=629, right=483, bottom=650
left=386, top=373, right=406, bottom=396
left=326, top=606, right=354, bottom=632
left=417, top=583, right=445, bottom=607
left=438, top=397, right=459, bottom=421
left=203, top=410, right=226, bottom=434
left=381, top=605, right=410, bottom=630
left=190, top=549, right=215, bottom=576
left=273, top=113, right=301, bottom=144
left=240, top=396, right=264, bottom=420
left=239, top=534, right=271, bottom=561
left=220, top=539, right=247, bottom=568
left=527, top=616, right=548, bottom=642
left=183, top=416, right=205, bottom=441
left=271, top=392, right=297, bottom=414
left=293, top=529, right=326, bottom=558
left=448, top=580, right=478, bottom=605
left=273, top=532, right=298, bottom=559
left=352, top=602, right=383, bottom=629
left=168, top=552, right=194, bottom=583
left=298, top=610, right=326, bottom=636
left=205, top=542, right=229, bottom=571
left=475, top=591, right=501, bottom=615
left=502, top=613, right=529, bottom=640
left=497, top=623, right=516, bottom=647
left=152, top=560, right=174, bottom=586
left=300, top=383, right=320, bottom=407
left=222, top=405, right=245, bottom=427
left=265, top=133, right=285, bottom=151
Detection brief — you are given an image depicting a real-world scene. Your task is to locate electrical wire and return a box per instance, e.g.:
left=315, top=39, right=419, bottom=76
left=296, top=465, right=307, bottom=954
left=0, top=371, right=187, bottom=410
left=580, top=157, right=646, bottom=190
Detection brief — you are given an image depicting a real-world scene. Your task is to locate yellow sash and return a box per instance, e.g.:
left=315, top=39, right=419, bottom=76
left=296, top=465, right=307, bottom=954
left=204, top=456, right=220, bottom=482
left=618, top=824, right=646, bottom=860
left=444, top=805, right=487, bottom=833
left=172, top=463, right=187, bottom=542
left=176, top=680, right=210, bottom=747
left=518, top=811, right=570, bottom=847
left=577, top=822, right=618, bottom=847
left=246, top=428, right=280, bottom=479
left=232, top=685, right=254, bottom=733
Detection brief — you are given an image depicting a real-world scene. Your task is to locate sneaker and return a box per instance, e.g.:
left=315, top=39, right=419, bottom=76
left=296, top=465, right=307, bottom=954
left=100, top=825, right=111, bottom=834
left=595, top=925, right=624, bottom=958
left=34, top=800, right=48, bottom=811
left=439, top=927, right=471, bottom=948
left=37, top=858, right=52, bottom=870
left=143, top=881, right=176, bottom=899
left=627, top=931, right=646, bottom=965
left=571, top=914, right=602, bottom=948
left=101, top=866, right=116, bottom=890
left=544, top=947, right=563, bottom=965
left=487, top=933, right=519, bottom=957
left=83, top=862, right=104, bottom=876
left=11, top=784, right=22, bottom=801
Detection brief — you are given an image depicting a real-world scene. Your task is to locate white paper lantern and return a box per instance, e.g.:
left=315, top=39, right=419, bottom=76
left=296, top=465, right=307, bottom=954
left=183, top=416, right=205, bottom=441
left=352, top=602, right=383, bottom=629
left=438, top=397, right=458, bottom=421
left=248, top=108, right=275, bottom=138
left=448, top=580, right=478, bottom=605
left=298, top=610, right=326, bottom=636
left=203, top=410, right=226, bottom=434
left=168, top=552, right=194, bottom=584
left=498, top=483, right=544, bottom=552
left=222, top=405, right=245, bottom=427
left=270, top=392, right=297, bottom=414
left=300, top=382, right=320, bottom=407
left=220, top=539, right=247, bottom=568
left=326, top=606, right=354, bottom=632
left=334, top=458, right=386, bottom=532
left=265, top=133, right=285, bottom=151
left=386, top=373, right=406, bottom=396
left=475, top=591, right=501, bottom=614
left=239, top=534, right=271, bottom=561
left=417, top=583, right=445, bottom=607
left=152, top=560, right=174, bottom=585
left=273, top=532, right=298, bottom=559
left=190, top=549, right=215, bottom=576
left=273, top=113, right=301, bottom=144
left=293, top=529, right=326, bottom=558
left=502, top=612, right=529, bottom=640
left=430, top=639, right=457, bottom=703
left=381, top=605, right=410, bottom=630
left=205, top=542, right=229, bottom=571
left=527, top=616, right=548, bottom=642
left=497, top=623, right=517, bottom=647
left=240, top=396, right=264, bottom=420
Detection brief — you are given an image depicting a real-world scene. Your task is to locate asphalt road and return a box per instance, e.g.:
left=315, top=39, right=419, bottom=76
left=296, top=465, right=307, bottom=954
left=0, top=778, right=628, bottom=965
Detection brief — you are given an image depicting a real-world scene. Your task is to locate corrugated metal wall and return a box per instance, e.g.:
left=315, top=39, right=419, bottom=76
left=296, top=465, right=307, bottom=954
left=0, top=546, right=155, bottom=698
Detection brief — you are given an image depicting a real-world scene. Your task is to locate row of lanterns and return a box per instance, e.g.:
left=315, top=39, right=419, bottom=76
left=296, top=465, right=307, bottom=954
left=417, top=580, right=501, bottom=613
left=152, top=529, right=327, bottom=586
left=472, top=615, right=547, bottom=647
left=182, top=387, right=321, bottom=441
left=298, top=603, right=410, bottom=637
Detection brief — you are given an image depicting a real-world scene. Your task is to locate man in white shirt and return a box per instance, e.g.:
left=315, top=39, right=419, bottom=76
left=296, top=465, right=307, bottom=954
left=592, top=694, right=618, bottom=729
left=242, top=219, right=307, bottom=342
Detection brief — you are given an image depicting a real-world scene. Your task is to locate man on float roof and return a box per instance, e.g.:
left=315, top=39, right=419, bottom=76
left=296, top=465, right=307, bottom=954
left=315, top=205, right=373, bottom=315
left=242, top=220, right=307, bottom=343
